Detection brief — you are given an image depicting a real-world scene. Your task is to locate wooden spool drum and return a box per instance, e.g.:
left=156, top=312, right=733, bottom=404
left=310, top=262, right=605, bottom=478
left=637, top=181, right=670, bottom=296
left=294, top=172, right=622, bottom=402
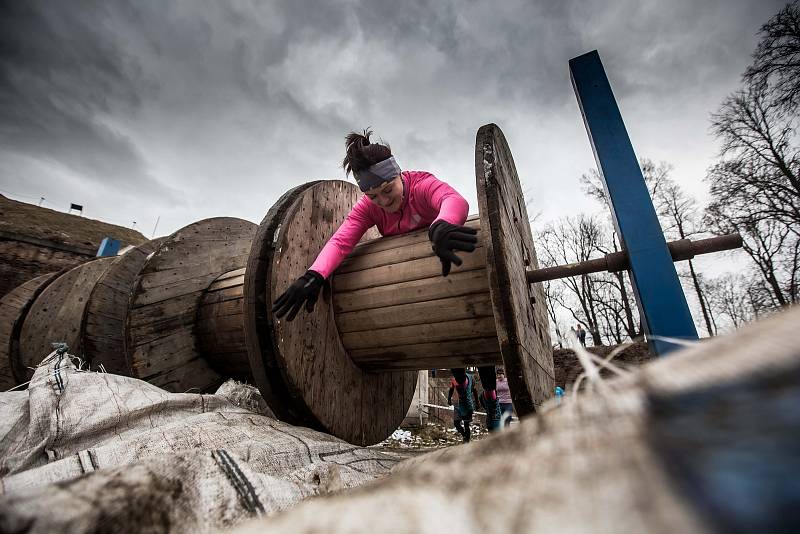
left=126, top=218, right=257, bottom=392
left=244, top=123, right=554, bottom=445
left=10, top=240, right=160, bottom=384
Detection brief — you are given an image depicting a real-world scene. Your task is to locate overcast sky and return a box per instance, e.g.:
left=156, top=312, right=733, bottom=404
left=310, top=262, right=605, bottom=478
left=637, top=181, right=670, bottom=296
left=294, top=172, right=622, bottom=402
left=0, top=0, right=786, bottom=244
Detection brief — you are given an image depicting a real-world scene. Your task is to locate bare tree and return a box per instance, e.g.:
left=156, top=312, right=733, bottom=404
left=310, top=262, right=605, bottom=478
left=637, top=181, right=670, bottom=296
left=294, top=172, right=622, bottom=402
left=651, top=176, right=716, bottom=336
left=703, top=273, right=760, bottom=331
left=706, top=81, right=800, bottom=307
left=536, top=215, right=642, bottom=346
left=543, top=281, right=565, bottom=348
left=594, top=233, right=640, bottom=339
left=708, top=87, right=800, bottom=232
left=537, top=216, right=605, bottom=345
left=745, top=1, right=800, bottom=110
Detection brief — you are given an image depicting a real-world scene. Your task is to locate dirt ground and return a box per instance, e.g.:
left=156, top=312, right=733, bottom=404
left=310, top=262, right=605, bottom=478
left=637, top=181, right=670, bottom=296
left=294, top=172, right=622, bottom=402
left=372, top=420, right=494, bottom=454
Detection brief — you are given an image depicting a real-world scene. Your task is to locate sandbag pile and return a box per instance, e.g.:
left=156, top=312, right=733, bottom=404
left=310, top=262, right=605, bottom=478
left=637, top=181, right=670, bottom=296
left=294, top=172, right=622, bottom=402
left=0, top=351, right=405, bottom=533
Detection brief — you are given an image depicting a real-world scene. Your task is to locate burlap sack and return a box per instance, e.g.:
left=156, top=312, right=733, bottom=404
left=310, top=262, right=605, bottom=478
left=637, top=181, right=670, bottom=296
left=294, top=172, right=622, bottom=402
left=0, top=350, right=405, bottom=533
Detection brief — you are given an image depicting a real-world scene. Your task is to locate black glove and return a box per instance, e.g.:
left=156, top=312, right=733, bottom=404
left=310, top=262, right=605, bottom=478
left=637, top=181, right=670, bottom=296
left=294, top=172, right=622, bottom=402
left=271, top=270, right=324, bottom=321
left=428, top=221, right=478, bottom=277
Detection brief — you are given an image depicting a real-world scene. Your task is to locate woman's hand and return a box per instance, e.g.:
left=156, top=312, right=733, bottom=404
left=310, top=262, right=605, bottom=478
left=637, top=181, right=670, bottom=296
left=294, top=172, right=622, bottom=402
left=271, top=270, right=324, bottom=321
left=428, top=221, right=478, bottom=276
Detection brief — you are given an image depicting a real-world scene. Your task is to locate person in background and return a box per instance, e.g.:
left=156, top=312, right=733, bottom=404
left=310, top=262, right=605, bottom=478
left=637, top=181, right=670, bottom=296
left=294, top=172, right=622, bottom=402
left=575, top=323, right=587, bottom=346
left=495, top=367, right=514, bottom=427
left=448, top=372, right=479, bottom=443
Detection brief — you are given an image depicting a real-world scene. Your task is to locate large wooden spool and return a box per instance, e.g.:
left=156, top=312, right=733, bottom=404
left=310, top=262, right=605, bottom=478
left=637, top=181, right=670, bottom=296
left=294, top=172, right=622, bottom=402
left=0, top=271, right=62, bottom=388
left=242, top=123, right=553, bottom=442
left=243, top=181, right=417, bottom=445
left=126, top=217, right=256, bottom=392
left=7, top=240, right=160, bottom=383
left=19, top=257, right=117, bottom=379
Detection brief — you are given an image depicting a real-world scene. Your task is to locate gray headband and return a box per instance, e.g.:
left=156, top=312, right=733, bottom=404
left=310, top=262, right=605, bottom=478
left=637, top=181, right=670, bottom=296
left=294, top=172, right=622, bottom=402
left=355, top=156, right=401, bottom=192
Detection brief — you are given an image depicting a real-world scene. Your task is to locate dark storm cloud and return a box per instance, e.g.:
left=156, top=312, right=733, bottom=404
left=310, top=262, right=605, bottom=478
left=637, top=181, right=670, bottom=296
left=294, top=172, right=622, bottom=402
left=0, top=0, right=790, bottom=236
left=0, top=2, right=177, bottom=197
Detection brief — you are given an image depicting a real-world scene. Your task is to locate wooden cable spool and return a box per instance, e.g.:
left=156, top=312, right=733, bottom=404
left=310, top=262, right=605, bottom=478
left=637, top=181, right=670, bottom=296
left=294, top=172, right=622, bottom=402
left=0, top=271, right=62, bottom=388
left=244, top=180, right=417, bottom=446
left=18, top=257, right=117, bottom=380
left=7, top=240, right=160, bottom=384
left=125, top=217, right=257, bottom=392
left=242, top=123, right=554, bottom=444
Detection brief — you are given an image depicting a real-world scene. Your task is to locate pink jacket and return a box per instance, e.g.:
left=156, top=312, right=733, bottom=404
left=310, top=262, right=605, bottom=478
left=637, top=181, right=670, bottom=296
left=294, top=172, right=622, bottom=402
left=309, top=170, right=469, bottom=279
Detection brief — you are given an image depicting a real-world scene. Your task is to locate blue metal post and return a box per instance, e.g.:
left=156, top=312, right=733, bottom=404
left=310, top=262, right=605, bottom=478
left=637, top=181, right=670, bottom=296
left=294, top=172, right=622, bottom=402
left=96, top=237, right=121, bottom=257
left=569, top=50, right=697, bottom=355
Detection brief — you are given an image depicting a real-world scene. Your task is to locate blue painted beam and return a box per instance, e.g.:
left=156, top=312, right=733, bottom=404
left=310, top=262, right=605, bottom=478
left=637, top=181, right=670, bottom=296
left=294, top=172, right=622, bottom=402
left=569, top=50, right=697, bottom=355
left=96, top=237, right=121, bottom=257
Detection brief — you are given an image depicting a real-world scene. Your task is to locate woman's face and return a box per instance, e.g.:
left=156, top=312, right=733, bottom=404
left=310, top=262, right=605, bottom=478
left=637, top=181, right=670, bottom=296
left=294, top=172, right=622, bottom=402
left=365, top=175, right=403, bottom=213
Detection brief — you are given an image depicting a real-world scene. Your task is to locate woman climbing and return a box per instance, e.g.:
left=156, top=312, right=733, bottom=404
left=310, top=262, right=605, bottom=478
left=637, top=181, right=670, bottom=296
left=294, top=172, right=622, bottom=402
left=271, top=129, right=502, bottom=431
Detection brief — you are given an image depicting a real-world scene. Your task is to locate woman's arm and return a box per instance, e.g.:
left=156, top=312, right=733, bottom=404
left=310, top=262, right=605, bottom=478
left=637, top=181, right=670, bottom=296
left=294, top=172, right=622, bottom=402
left=416, top=172, right=470, bottom=226
left=308, top=200, right=374, bottom=279
left=273, top=199, right=374, bottom=321
left=415, top=173, right=477, bottom=277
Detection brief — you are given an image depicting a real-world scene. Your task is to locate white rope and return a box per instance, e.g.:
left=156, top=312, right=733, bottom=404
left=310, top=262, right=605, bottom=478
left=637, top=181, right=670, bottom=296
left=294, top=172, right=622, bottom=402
left=421, top=402, right=487, bottom=416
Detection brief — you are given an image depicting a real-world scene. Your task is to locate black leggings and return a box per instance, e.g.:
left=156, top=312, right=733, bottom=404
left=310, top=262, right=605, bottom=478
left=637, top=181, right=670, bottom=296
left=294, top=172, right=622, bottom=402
left=454, top=419, right=471, bottom=441
left=451, top=366, right=496, bottom=392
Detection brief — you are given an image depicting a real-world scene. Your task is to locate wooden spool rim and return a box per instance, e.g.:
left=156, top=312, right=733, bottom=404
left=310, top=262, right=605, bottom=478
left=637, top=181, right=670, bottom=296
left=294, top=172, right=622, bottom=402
left=243, top=181, right=322, bottom=424
left=475, top=123, right=554, bottom=416
left=245, top=181, right=417, bottom=445
left=85, top=239, right=160, bottom=376
left=0, top=271, right=63, bottom=388
left=18, top=258, right=116, bottom=381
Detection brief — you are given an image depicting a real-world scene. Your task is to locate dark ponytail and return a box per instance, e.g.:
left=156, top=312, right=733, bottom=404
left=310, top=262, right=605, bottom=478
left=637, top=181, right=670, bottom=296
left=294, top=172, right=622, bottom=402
left=342, top=129, right=392, bottom=176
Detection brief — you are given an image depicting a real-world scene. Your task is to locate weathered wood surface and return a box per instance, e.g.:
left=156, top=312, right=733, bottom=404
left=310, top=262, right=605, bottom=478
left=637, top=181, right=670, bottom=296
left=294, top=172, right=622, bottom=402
left=234, top=306, right=800, bottom=534
left=84, top=240, right=160, bottom=375
left=18, top=258, right=114, bottom=380
left=334, top=217, right=501, bottom=372
left=196, top=269, right=251, bottom=381
left=126, top=218, right=256, bottom=393
left=476, top=123, right=554, bottom=416
left=244, top=182, right=320, bottom=424
left=245, top=180, right=416, bottom=446
left=0, top=272, right=60, bottom=389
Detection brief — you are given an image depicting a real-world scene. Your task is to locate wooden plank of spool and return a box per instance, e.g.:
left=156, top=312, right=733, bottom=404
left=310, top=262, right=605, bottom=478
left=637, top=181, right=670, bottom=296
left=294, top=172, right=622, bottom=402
left=126, top=218, right=257, bottom=393
left=475, top=123, right=554, bottom=415
left=195, top=270, right=251, bottom=381
left=0, top=271, right=61, bottom=389
left=334, top=214, right=504, bottom=373
left=18, top=258, right=116, bottom=380
left=244, top=180, right=417, bottom=446
left=84, top=239, right=161, bottom=376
